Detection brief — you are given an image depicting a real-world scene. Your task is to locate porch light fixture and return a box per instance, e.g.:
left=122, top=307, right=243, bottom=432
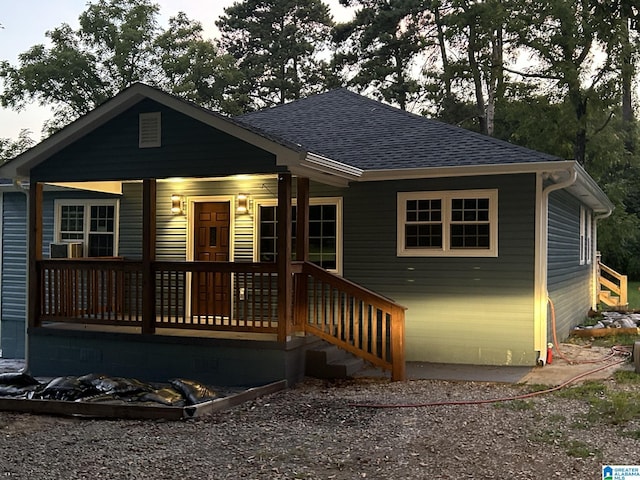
left=171, top=194, right=185, bottom=215
left=237, top=194, right=250, bottom=215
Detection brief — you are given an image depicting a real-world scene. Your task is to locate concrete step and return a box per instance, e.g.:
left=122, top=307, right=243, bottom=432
left=305, top=343, right=365, bottom=379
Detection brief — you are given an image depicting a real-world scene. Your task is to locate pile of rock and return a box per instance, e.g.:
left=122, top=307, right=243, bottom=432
left=572, top=311, right=640, bottom=337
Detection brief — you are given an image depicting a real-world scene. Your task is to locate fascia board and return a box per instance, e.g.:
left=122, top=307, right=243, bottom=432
left=359, top=161, right=578, bottom=181
left=360, top=160, right=613, bottom=213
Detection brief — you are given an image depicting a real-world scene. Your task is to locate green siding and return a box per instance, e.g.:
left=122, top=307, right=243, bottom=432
left=32, top=99, right=281, bottom=182
left=342, top=174, right=538, bottom=365
left=547, top=190, right=591, bottom=339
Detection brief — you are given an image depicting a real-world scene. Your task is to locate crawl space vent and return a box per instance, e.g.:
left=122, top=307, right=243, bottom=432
left=139, top=112, right=161, bottom=148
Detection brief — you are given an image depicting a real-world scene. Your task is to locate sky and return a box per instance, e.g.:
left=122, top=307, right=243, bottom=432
left=0, top=0, right=355, bottom=141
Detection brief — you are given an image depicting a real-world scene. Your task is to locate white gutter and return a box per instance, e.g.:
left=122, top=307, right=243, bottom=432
left=534, top=167, right=577, bottom=366
left=12, top=178, right=30, bottom=374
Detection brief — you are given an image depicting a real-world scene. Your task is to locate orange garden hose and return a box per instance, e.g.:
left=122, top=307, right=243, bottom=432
left=351, top=351, right=630, bottom=408
left=352, top=298, right=632, bottom=409
left=548, top=296, right=617, bottom=365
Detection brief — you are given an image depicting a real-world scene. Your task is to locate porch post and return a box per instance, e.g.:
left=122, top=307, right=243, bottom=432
left=294, top=177, right=310, bottom=331
left=28, top=181, right=43, bottom=329
left=142, top=179, right=156, bottom=335
left=277, top=173, right=292, bottom=342
left=295, top=176, right=309, bottom=262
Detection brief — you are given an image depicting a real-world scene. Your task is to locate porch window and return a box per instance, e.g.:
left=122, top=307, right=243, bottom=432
left=397, top=189, right=498, bottom=257
left=55, top=200, right=119, bottom=257
left=257, top=198, right=342, bottom=274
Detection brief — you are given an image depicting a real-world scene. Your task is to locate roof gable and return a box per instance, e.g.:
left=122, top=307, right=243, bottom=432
left=0, top=83, right=303, bottom=179
left=237, top=89, right=561, bottom=170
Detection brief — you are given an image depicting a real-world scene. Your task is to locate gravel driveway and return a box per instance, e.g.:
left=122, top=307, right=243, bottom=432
left=0, top=372, right=638, bottom=479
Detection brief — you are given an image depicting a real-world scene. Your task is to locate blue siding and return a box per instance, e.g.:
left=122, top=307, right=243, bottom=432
left=32, top=99, right=281, bottom=182
left=1, top=189, right=120, bottom=358
left=1, top=192, right=27, bottom=358
left=547, top=190, right=591, bottom=339
left=341, top=174, right=538, bottom=365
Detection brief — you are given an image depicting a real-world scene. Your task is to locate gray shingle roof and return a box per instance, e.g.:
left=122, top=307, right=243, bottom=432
left=237, top=89, right=561, bottom=171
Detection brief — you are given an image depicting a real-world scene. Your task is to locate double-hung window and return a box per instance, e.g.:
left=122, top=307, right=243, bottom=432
left=580, top=206, right=592, bottom=265
left=256, top=198, right=342, bottom=274
left=397, top=189, right=498, bottom=257
left=55, top=200, right=119, bottom=257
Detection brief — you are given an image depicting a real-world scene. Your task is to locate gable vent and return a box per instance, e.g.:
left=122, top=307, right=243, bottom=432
left=139, top=112, right=161, bottom=148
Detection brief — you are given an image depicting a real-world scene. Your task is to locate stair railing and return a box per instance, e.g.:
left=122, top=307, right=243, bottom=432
left=292, top=261, right=406, bottom=381
left=597, top=255, right=628, bottom=308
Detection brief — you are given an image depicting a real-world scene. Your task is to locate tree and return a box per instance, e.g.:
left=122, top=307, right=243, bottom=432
left=334, top=0, right=427, bottom=111
left=217, top=0, right=334, bottom=109
left=0, top=129, right=35, bottom=162
left=154, top=13, right=247, bottom=115
left=0, top=0, right=243, bottom=134
left=507, top=0, right=618, bottom=165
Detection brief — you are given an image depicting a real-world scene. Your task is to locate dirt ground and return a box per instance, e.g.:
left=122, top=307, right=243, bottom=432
left=0, top=343, right=637, bottom=479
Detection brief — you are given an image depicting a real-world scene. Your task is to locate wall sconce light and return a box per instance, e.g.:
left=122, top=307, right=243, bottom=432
left=237, top=194, right=250, bottom=215
left=171, top=194, right=185, bottom=215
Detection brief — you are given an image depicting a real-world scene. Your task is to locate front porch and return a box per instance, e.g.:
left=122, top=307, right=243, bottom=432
left=28, top=176, right=406, bottom=385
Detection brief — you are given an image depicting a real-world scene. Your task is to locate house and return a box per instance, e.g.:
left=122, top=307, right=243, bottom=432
left=0, top=83, right=612, bottom=386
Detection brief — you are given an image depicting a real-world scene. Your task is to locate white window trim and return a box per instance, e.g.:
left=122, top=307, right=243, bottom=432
left=397, top=189, right=498, bottom=257
left=253, top=197, right=343, bottom=275
left=580, top=206, right=592, bottom=265
left=54, top=199, right=120, bottom=257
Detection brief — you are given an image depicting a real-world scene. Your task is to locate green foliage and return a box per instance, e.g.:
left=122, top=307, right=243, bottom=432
left=628, top=281, right=640, bottom=308
left=556, top=380, right=640, bottom=426
left=333, top=0, right=427, bottom=111
left=556, top=381, right=607, bottom=400
left=153, top=13, right=247, bottom=115
left=0, top=129, right=35, bottom=162
left=613, top=370, right=640, bottom=384
left=564, top=439, right=599, bottom=459
left=0, top=0, right=244, bottom=134
left=591, top=391, right=640, bottom=424
left=217, top=0, right=334, bottom=109
left=622, top=429, right=640, bottom=440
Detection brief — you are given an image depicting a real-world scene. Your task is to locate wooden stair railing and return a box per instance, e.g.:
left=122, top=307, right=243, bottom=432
left=598, top=260, right=628, bottom=308
left=293, top=262, right=406, bottom=381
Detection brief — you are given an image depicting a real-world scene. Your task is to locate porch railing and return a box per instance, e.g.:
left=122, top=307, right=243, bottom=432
left=37, top=259, right=406, bottom=381
left=293, top=261, right=406, bottom=381
left=38, top=260, right=279, bottom=333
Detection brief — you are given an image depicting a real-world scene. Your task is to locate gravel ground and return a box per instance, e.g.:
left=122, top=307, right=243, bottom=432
left=0, top=372, right=638, bottom=480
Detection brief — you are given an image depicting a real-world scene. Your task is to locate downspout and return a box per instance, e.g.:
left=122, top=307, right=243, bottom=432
left=12, top=178, right=30, bottom=374
left=592, top=209, right=613, bottom=310
left=534, top=167, right=577, bottom=366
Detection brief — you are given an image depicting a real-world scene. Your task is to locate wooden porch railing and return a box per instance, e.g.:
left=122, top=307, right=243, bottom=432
left=293, top=261, right=406, bottom=381
left=597, top=259, right=628, bottom=308
left=39, top=259, right=142, bottom=325
left=38, top=260, right=280, bottom=333
left=38, top=259, right=406, bottom=381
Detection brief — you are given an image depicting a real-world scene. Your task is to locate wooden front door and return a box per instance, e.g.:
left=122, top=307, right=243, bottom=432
left=192, top=202, right=231, bottom=317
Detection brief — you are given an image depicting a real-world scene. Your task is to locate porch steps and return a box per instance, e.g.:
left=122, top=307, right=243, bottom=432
left=599, top=290, right=623, bottom=307
left=305, top=342, right=365, bottom=379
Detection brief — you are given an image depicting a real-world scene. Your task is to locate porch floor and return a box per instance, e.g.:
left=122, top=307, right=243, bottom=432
left=39, top=322, right=279, bottom=341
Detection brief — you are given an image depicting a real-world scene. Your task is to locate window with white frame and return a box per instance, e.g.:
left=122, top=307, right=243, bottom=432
left=55, top=200, right=119, bottom=257
left=256, top=198, right=342, bottom=273
left=397, top=190, right=498, bottom=257
left=580, top=206, right=592, bottom=265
